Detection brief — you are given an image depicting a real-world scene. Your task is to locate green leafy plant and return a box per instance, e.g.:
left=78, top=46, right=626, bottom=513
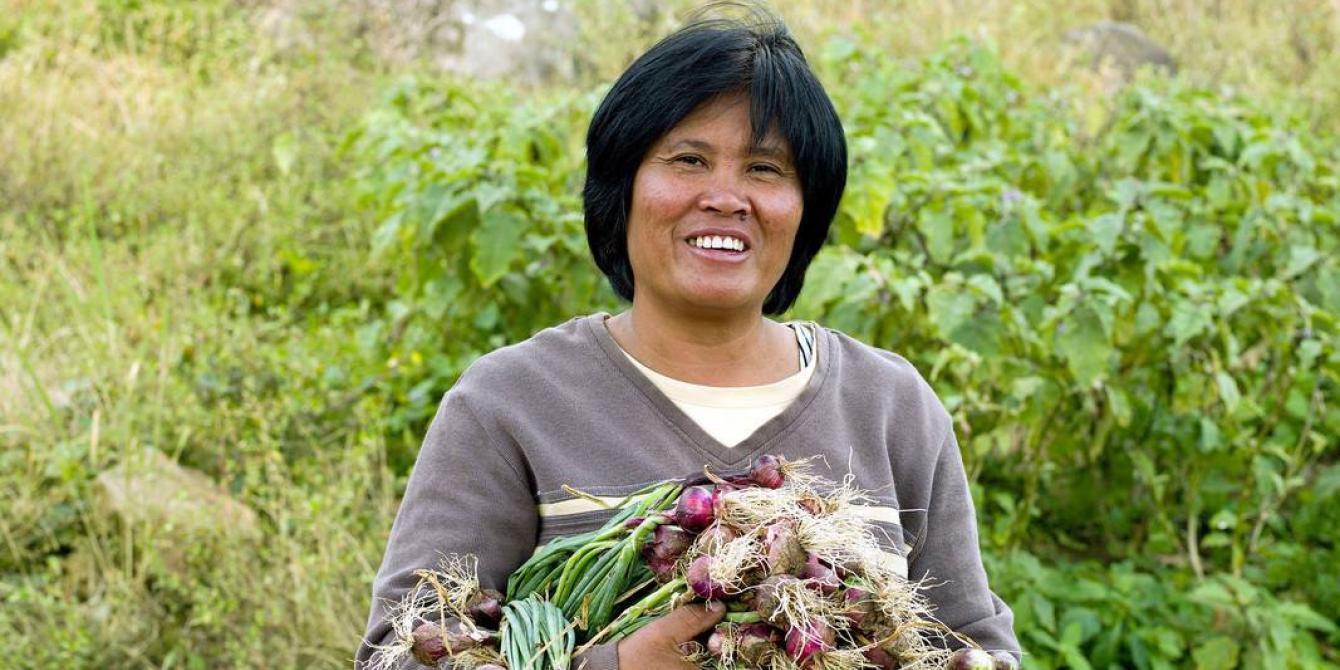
left=352, top=39, right=1338, bottom=668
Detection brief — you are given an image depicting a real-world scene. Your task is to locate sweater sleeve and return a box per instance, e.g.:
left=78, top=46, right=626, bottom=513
left=355, top=389, right=537, bottom=669
left=907, top=426, right=1021, bottom=660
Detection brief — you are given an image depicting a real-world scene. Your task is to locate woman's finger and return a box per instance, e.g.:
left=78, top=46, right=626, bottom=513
left=654, top=602, right=726, bottom=644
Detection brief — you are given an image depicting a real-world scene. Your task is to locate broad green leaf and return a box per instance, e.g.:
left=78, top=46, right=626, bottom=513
left=1207, top=175, right=1233, bottom=209
left=1213, top=123, right=1239, bottom=156
left=1274, top=602, right=1340, bottom=633
left=843, top=157, right=895, bottom=238
left=1056, top=305, right=1110, bottom=386
left=425, top=191, right=478, bottom=248
left=1118, top=134, right=1151, bottom=171
left=1032, top=591, right=1056, bottom=632
left=986, top=215, right=1029, bottom=257
left=1088, top=213, right=1123, bottom=255
left=1106, top=386, right=1132, bottom=427
left=1061, top=645, right=1094, bottom=670
left=469, top=209, right=530, bottom=287
left=1194, top=637, right=1239, bottom=670
left=1130, top=636, right=1152, bottom=670
left=1092, top=624, right=1125, bottom=668
left=1185, top=223, right=1220, bottom=259
left=1313, top=263, right=1334, bottom=310
left=1146, top=628, right=1184, bottom=660
left=1217, top=285, right=1250, bottom=317
left=1315, top=464, right=1340, bottom=498
left=926, top=284, right=975, bottom=339
left=949, top=308, right=1003, bottom=355
left=1165, top=303, right=1212, bottom=349
left=887, top=275, right=922, bottom=313
left=918, top=207, right=957, bottom=265
left=1011, top=376, right=1045, bottom=403
left=1214, top=371, right=1241, bottom=412
left=794, top=249, right=854, bottom=315
left=1146, top=200, right=1183, bottom=242
left=1209, top=509, right=1237, bottom=532
left=372, top=211, right=405, bottom=257
left=1134, top=301, right=1162, bottom=336
left=1059, top=607, right=1102, bottom=644
left=1280, top=245, right=1322, bottom=280
left=1190, top=580, right=1237, bottom=609
left=1199, top=417, right=1222, bottom=452
left=967, top=274, right=1004, bottom=304
left=472, top=302, right=499, bottom=330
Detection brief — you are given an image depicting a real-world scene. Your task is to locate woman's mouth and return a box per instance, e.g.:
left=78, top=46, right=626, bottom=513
left=685, top=235, right=750, bottom=263
left=688, top=234, right=747, bottom=252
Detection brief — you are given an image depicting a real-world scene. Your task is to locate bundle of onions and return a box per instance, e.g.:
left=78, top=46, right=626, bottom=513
left=577, top=456, right=1016, bottom=669
left=368, top=457, right=1017, bottom=670
left=366, top=555, right=508, bottom=670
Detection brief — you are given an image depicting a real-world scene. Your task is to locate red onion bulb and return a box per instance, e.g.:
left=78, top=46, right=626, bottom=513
left=802, top=554, right=841, bottom=595
left=947, top=648, right=996, bottom=670
left=674, top=486, right=718, bottom=531
left=750, top=454, right=786, bottom=488
left=687, top=555, right=729, bottom=600
left=784, top=619, right=836, bottom=662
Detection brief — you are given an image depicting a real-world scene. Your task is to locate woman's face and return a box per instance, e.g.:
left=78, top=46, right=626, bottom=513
left=625, top=92, right=804, bottom=315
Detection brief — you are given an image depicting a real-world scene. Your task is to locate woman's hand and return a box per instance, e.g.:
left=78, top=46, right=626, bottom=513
left=615, top=602, right=725, bottom=668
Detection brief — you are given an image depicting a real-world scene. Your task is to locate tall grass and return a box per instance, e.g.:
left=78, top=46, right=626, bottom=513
left=1, top=1, right=402, bottom=666
left=0, top=0, right=1335, bottom=667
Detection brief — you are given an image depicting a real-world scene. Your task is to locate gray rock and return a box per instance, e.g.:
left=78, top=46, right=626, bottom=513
left=95, top=448, right=260, bottom=542
left=442, top=0, right=581, bottom=84
left=1063, top=21, right=1177, bottom=79
left=259, top=0, right=660, bottom=85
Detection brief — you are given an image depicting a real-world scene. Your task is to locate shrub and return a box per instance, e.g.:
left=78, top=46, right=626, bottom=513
left=351, top=38, right=1339, bottom=667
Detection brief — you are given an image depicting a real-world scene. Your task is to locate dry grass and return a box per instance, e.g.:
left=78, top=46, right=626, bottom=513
left=575, top=0, right=1340, bottom=132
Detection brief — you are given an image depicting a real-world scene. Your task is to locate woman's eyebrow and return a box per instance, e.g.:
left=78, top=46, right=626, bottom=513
left=665, top=138, right=791, bottom=161
left=664, top=138, right=714, bottom=153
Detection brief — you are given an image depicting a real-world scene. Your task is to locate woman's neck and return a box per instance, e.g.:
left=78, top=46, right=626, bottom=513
left=605, top=303, right=797, bottom=386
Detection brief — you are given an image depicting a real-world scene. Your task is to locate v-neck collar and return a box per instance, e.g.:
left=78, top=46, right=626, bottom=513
left=582, top=312, right=835, bottom=469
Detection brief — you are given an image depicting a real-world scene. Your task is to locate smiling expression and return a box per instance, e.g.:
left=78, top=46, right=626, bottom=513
left=625, top=92, right=805, bottom=315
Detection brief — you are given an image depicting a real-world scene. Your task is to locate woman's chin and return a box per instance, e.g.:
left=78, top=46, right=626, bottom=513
left=675, top=287, right=762, bottom=313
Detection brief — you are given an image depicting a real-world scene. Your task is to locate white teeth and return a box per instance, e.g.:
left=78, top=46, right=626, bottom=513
left=690, top=235, right=745, bottom=251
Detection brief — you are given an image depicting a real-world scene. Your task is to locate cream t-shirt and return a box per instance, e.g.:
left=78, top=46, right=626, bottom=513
left=612, top=322, right=818, bottom=448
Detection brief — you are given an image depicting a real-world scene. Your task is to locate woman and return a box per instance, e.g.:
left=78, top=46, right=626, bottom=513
left=358, top=9, right=1020, bottom=669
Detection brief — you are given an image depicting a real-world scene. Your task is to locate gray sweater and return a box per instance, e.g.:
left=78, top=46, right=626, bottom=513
left=356, top=313, right=1019, bottom=668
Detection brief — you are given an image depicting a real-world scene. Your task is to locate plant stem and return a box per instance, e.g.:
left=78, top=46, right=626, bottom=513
left=576, top=579, right=686, bottom=652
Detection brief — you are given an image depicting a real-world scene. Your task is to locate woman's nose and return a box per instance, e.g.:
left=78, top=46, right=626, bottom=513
left=697, top=182, right=751, bottom=219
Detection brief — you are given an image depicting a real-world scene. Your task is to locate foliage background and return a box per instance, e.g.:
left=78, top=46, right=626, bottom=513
left=0, top=0, right=1336, bottom=668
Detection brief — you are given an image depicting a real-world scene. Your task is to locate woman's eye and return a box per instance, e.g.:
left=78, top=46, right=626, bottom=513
left=673, top=154, right=705, bottom=166
left=751, top=163, right=783, bottom=174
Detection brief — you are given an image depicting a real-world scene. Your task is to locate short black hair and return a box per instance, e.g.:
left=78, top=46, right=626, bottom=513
left=583, top=4, right=848, bottom=315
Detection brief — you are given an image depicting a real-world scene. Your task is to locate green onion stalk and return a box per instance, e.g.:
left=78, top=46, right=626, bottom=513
left=579, top=576, right=689, bottom=650
left=507, top=482, right=684, bottom=634
left=500, top=595, right=574, bottom=670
